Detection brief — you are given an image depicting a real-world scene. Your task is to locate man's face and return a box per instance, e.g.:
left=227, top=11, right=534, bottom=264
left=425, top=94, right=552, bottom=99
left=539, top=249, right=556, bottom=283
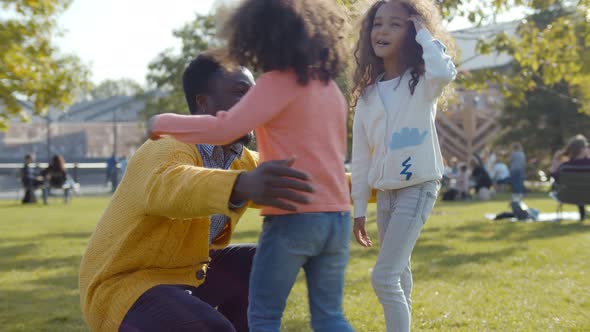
left=204, top=68, right=255, bottom=116
left=198, top=67, right=255, bottom=145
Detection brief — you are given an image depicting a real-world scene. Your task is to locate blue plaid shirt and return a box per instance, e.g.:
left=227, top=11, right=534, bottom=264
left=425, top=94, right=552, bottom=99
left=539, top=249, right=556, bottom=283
left=196, top=144, right=244, bottom=244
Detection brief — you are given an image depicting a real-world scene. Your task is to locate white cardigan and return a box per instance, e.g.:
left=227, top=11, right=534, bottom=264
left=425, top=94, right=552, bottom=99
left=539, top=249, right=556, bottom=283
left=351, top=29, right=457, bottom=218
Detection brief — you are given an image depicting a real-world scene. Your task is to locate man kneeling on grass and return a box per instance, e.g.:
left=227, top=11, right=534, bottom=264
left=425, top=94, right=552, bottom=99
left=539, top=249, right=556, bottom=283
left=79, top=52, right=313, bottom=332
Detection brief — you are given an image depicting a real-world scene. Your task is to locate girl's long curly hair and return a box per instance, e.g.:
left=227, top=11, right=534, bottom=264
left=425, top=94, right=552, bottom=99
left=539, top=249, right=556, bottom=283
left=351, top=0, right=456, bottom=106
left=222, top=0, right=348, bottom=86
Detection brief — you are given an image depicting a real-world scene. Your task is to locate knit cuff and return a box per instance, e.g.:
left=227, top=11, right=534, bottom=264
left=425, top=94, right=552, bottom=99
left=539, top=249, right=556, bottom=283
left=353, top=199, right=369, bottom=219
left=206, top=170, right=248, bottom=217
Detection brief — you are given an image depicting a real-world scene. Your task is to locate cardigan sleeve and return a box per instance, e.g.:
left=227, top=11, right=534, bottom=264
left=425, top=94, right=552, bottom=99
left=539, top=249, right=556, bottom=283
left=139, top=138, right=247, bottom=220
left=415, top=29, right=457, bottom=101
left=351, top=105, right=373, bottom=218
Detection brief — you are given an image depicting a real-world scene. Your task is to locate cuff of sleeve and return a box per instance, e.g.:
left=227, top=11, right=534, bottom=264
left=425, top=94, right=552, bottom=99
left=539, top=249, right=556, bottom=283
left=207, top=170, right=247, bottom=217
left=353, top=199, right=369, bottom=219
left=151, top=114, right=163, bottom=134
left=415, top=29, right=434, bottom=43
left=416, top=29, right=447, bottom=53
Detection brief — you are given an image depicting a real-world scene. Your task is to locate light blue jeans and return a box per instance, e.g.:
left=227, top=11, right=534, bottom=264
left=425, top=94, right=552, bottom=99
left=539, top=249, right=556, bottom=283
left=248, top=212, right=354, bottom=332
left=373, top=181, right=439, bottom=332
left=511, top=169, right=525, bottom=194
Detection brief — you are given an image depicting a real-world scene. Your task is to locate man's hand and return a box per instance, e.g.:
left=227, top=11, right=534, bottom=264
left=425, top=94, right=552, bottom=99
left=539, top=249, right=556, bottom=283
left=231, top=158, right=314, bottom=211
left=353, top=216, right=372, bottom=247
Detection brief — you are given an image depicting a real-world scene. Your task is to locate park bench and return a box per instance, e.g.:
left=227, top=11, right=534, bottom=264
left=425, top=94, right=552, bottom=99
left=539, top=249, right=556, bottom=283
left=16, top=168, right=79, bottom=204
left=41, top=177, right=79, bottom=204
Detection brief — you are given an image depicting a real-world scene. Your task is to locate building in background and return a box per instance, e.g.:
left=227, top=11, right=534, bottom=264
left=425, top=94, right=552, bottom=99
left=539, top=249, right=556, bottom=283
left=0, top=95, right=152, bottom=162
left=436, top=21, right=518, bottom=162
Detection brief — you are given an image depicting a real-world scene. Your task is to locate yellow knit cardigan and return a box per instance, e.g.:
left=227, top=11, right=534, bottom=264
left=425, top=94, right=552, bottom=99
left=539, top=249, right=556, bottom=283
left=79, top=137, right=258, bottom=331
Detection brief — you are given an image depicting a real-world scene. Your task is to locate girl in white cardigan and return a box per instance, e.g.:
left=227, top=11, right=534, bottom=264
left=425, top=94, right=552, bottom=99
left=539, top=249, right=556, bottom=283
left=350, top=1, right=457, bottom=331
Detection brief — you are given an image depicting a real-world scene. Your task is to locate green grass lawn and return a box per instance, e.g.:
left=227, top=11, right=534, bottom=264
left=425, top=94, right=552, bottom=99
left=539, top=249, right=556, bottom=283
left=1, top=194, right=589, bottom=331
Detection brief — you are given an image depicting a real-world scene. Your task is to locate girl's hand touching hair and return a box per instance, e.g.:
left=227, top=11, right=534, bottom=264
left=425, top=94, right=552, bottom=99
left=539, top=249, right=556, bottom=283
left=408, top=15, right=425, bottom=32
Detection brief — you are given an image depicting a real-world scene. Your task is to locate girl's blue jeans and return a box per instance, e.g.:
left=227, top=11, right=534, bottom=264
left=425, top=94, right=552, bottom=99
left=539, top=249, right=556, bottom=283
left=248, top=212, right=354, bottom=332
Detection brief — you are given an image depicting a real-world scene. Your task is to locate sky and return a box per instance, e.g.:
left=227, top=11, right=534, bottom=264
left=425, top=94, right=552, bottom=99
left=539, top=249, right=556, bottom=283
left=54, top=0, right=514, bottom=86
left=55, top=0, right=218, bottom=86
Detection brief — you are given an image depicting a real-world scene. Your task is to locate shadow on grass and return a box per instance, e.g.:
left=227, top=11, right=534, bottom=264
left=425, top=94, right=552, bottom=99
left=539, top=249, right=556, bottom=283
left=453, top=222, right=517, bottom=242
left=414, top=243, right=451, bottom=255
left=412, top=246, right=522, bottom=280
left=0, top=203, right=27, bottom=209
left=0, top=288, right=85, bottom=330
left=436, top=191, right=553, bottom=205
left=1, top=232, right=93, bottom=245
left=449, top=220, right=590, bottom=242
left=0, top=201, right=56, bottom=209
left=350, top=238, right=519, bottom=279
left=0, top=253, right=82, bottom=272
left=423, top=246, right=519, bottom=267
left=0, top=237, right=85, bottom=328
left=32, top=273, right=80, bottom=290
left=0, top=243, right=36, bottom=258
left=349, top=243, right=453, bottom=261
left=422, top=226, right=442, bottom=233
left=349, top=246, right=379, bottom=259
left=515, top=222, right=590, bottom=241
left=39, top=232, right=93, bottom=240
left=0, top=224, right=84, bottom=269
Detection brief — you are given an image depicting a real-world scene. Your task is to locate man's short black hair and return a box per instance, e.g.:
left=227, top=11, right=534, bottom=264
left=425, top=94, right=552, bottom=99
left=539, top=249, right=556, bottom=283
left=182, top=53, right=224, bottom=115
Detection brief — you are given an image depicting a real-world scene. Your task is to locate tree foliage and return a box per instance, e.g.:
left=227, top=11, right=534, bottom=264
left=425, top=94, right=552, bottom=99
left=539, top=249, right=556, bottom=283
left=496, top=81, right=590, bottom=170
left=452, top=0, right=588, bottom=114
left=493, top=2, right=590, bottom=168
left=140, top=14, right=217, bottom=119
left=0, top=0, right=90, bottom=129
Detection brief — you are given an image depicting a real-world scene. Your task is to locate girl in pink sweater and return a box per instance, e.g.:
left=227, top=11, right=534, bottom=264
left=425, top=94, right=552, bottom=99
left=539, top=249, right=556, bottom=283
left=149, top=0, right=353, bottom=331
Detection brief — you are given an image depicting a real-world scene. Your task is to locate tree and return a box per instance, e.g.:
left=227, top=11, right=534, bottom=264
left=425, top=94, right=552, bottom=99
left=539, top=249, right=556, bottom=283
left=140, top=14, right=217, bottom=119
left=90, top=79, right=143, bottom=100
left=451, top=0, right=589, bottom=114
left=496, top=81, right=590, bottom=169
left=493, top=2, right=590, bottom=170
left=0, top=0, right=90, bottom=129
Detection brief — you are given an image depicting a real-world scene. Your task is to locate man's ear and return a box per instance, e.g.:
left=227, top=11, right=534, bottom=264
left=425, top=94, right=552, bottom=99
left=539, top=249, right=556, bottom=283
left=196, top=95, right=208, bottom=113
